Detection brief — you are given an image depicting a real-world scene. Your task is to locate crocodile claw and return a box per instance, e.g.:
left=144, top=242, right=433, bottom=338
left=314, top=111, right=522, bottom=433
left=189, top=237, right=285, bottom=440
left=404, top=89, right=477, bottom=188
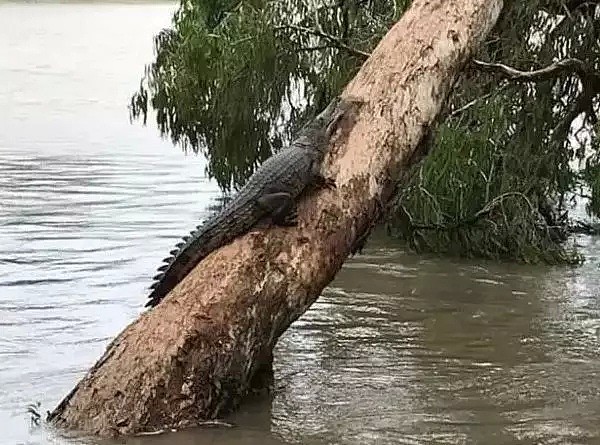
left=281, top=209, right=299, bottom=226
left=316, top=175, right=336, bottom=190
left=323, top=177, right=336, bottom=189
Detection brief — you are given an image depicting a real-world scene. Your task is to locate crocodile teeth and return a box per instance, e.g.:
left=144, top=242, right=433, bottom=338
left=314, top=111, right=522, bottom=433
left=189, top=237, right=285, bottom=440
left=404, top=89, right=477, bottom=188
left=176, top=242, right=185, bottom=249
left=182, top=236, right=190, bottom=242
left=169, top=249, right=179, bottom=256
left=162, top=256, right=172, bottom=264
left=149, top=282, right=159, bottom=290
left=157, top=264, right=169, bottom=272
left=153, top=272, right=165, bottom=281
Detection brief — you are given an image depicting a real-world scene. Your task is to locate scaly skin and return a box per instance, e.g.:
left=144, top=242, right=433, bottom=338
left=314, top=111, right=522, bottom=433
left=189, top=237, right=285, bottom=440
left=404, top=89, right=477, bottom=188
left=145, top=96, right=351, bottom=308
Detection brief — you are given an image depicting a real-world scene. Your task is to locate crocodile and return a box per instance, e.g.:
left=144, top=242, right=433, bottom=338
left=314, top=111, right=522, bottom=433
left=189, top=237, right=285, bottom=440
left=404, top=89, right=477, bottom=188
left=145, top=96, right=353, bottom=308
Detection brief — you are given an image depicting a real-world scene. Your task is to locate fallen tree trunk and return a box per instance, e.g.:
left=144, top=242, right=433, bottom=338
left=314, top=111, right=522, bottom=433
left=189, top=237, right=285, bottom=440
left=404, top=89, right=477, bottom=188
left=48, top=0, right=503, bottom=437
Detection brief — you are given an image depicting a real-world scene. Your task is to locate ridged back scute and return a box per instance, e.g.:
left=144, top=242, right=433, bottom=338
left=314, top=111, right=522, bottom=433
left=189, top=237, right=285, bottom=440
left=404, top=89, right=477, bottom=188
left=145, top=97, right=342, bottom=307
left=145, top=196, right=262, bottom=307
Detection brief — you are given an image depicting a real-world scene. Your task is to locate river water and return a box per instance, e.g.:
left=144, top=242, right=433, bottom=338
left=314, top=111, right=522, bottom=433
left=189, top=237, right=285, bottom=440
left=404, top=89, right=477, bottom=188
left=1, top=2, right=600, bottom=444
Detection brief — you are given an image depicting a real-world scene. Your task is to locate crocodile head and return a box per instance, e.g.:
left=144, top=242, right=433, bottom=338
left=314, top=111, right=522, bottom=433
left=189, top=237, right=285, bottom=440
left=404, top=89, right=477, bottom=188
left=294, top=96, right=360, bottom=150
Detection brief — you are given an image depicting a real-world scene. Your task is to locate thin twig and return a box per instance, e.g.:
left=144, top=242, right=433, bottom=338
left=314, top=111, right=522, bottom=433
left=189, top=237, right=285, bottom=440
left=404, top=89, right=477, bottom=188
left=448, top=83, right=509, bottom=118
left=298, top=45, right=335, bottom=52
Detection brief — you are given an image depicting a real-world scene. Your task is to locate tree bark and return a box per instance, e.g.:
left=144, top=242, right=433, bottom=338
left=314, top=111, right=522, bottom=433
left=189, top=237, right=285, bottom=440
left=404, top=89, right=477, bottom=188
left=48, top=0, right=503, bottom=437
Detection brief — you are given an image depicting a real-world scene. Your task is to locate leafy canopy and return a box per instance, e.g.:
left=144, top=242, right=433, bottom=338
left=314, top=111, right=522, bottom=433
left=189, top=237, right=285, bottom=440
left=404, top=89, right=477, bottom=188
left=131, top=0, right=405, bottom=191
left=131, top=0, right=600, bottom=264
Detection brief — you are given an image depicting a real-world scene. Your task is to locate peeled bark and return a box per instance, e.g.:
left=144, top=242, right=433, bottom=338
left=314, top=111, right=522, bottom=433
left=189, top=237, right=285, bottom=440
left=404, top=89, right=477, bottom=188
left=48, top=0, right=503, bottom=437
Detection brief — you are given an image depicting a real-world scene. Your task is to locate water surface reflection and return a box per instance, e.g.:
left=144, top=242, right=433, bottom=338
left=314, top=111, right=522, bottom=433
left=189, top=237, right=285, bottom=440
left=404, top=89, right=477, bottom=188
left=1, top=2, right=600, bottom=445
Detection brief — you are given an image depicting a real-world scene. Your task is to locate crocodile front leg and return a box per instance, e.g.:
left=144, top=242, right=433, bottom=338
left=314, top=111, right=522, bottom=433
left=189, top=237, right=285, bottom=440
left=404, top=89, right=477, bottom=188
left=310, top=157, right=336, bottom=190
left=256, top=192, right=298, bottom=226
left=314, top=174, right=336, bottom=190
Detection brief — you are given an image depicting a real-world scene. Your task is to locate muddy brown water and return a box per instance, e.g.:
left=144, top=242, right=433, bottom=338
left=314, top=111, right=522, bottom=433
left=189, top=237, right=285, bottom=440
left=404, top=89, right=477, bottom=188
left=1, top=2, right=600, bottom=444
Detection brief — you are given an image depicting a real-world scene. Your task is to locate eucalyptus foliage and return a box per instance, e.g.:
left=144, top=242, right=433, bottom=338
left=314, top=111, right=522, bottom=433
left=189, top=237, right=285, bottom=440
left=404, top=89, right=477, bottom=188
left=131, top=0, right=600, bottom=263
left=390, top=1, right=599, bottom=263
left=130, top=0, right=404, bottom=191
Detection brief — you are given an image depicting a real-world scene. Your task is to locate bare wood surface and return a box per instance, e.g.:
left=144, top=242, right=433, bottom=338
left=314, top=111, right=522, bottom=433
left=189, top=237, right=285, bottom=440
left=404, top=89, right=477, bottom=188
left=48, top=0, right=503, bottom=437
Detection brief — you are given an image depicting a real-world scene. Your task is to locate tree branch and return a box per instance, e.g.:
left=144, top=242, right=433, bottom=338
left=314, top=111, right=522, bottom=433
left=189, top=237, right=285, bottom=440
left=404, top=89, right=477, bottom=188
left=564, top=0, right=600, bottom=11
left=472, top=58, right=592, bottom=82
left=276, top=24, right=370, bottom=59
left=538, top=0, right=600, bottom=16
left=472, top=58, right=600, bottom=132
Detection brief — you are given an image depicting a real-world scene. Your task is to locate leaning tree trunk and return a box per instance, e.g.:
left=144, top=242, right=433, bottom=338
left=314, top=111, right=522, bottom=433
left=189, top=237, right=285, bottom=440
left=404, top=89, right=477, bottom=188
left=48, top=0, right=503, bottom=437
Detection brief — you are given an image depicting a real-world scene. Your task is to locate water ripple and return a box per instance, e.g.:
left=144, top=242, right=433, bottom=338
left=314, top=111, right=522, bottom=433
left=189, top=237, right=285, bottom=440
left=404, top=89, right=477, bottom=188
left=2, top=2, right=600, bottom=445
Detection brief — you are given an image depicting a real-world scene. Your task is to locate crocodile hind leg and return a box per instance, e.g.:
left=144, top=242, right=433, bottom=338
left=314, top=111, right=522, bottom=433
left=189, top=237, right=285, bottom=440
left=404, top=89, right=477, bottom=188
left=256, top=192, right=298, bottom=226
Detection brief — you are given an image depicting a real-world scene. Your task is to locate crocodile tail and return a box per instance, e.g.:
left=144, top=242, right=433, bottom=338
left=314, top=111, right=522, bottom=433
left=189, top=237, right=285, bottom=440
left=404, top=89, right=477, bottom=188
left=145, top=201, right=257, bottom=308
